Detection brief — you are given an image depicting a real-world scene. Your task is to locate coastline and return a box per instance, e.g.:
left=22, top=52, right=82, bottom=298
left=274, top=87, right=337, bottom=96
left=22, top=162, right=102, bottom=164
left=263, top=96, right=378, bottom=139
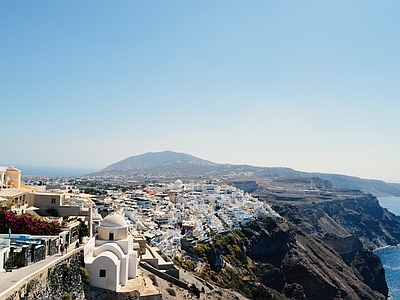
left=374, top=244, right=400, bottom=252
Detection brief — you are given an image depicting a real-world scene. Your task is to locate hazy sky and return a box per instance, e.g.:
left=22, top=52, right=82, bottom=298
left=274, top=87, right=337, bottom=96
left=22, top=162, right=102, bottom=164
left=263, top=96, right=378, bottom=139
left=2, top=1, right=400, bottom=182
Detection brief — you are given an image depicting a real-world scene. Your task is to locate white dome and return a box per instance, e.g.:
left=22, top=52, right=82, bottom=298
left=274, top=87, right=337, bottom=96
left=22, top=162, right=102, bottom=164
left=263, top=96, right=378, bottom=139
left=100, top=213, right=127, bottom=228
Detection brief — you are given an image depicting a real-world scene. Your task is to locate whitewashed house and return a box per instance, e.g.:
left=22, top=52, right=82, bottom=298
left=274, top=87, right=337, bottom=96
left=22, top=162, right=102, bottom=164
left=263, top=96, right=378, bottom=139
left=84, top=213, right=138, bottom=291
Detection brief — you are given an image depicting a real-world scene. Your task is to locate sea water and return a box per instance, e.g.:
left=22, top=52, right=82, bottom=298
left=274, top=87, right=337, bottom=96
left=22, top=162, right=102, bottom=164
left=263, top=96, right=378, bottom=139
left=19, top=165, right=100, bottom=176
left=376, top=197, right=400, bottom=300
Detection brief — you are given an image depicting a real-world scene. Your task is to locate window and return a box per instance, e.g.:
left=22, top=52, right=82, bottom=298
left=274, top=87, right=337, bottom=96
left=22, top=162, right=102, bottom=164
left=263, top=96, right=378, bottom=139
left=99, top=269, right=106, bottom=277
left=109, top=232, right=114, bottom=240
left=51, top=198, right=56, bottom=204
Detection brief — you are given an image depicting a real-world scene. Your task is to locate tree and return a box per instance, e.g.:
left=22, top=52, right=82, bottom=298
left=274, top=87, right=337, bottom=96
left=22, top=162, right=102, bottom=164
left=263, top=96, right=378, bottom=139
left=78, top=220, right=89, bottom=241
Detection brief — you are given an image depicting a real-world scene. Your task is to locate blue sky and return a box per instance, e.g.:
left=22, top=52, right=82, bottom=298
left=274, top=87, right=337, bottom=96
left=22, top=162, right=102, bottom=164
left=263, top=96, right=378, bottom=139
left=2, top=1, right=400, bottom=181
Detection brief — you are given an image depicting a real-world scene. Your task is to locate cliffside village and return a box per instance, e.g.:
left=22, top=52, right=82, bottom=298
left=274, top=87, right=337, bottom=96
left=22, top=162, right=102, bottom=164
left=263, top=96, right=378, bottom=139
left=0, top=165, right=282, bottom=296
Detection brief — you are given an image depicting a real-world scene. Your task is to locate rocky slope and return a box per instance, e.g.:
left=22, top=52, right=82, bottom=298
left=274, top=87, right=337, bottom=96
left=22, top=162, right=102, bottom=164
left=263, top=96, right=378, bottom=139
left=179, top=186, right=400, bottom=300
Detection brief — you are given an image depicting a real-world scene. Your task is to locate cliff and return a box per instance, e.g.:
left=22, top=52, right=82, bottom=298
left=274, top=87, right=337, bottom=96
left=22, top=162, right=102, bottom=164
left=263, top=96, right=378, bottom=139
left=179, top=188, right=400, bottom=300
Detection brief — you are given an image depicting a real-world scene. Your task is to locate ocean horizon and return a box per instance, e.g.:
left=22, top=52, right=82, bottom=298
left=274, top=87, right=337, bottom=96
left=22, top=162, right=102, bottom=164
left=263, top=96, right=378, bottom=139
left=17, top=165, right=100, bottom=176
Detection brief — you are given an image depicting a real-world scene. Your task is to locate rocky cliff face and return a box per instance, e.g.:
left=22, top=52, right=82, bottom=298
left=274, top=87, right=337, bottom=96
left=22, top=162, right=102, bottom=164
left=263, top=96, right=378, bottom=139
left=254, top=191, right=400, bottom=299
left=182, top=188, right=400, bottom=300
left=241, top=218, right=387, bottom=299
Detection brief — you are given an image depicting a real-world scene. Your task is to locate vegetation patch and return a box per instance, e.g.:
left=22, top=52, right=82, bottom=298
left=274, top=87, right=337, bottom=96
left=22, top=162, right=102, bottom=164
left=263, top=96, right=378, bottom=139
left=7, top=251, right=26, bottom=268
left=26, top=281, right=34, bottom=293
left=173, top=255, right=197, bottom=271
left=81, top=267, right=90, bottom=280
left=64, top=264, right=72, bottom=273
left=192, top=230, right=256, bottom=298
left=61, top=292, right=72, bottom=300
left=166, top=287, right=176, bottom=296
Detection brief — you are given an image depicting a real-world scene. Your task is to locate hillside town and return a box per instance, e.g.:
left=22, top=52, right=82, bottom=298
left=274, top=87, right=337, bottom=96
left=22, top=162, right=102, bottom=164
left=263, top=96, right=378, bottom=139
left=0, top=165, right=282, bottom=299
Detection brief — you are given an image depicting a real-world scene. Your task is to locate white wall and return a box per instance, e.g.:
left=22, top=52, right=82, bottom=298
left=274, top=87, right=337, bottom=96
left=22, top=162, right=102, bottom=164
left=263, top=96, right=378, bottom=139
left=0, top=240, right=10, bottom=272
left=87, top=253, right=120, bottom=291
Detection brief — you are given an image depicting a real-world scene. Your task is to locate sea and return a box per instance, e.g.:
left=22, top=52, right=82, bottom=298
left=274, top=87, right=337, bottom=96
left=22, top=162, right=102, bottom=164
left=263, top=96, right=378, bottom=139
left=376, top=197, right=400, bottom=300
left=19, top=165, right=100, bottom=176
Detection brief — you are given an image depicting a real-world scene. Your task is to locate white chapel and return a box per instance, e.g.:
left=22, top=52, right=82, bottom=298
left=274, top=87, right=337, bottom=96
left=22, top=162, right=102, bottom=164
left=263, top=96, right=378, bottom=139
left=84, top=213, right=138, bottom=291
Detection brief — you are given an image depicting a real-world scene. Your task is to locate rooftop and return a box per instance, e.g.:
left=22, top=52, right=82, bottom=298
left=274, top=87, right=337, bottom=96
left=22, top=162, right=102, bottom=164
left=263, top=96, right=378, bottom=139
left=0, top=189, right=33, bottom=197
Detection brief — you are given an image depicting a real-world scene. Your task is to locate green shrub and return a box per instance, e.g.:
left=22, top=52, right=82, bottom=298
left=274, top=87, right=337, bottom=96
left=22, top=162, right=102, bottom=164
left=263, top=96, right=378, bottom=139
left=226, top=267, right=251, bottom=297
left=81, top=267, right=89, bottom=280
left=7, top=252, right=26, bottom=268
left=195, top=243, right=209, bottom=258
left=26, top=281, right=34, bottom=293
left=64, top=264, right=72, bottom=273
left=234, top=248, right=248, bottom=265
left=51, top=282, right=60, bottom=290
left=173, top=256, right=196, bottom=271
left=61, top=292, right=72, bottom=300
left=234, top=229, right=245, bottom=239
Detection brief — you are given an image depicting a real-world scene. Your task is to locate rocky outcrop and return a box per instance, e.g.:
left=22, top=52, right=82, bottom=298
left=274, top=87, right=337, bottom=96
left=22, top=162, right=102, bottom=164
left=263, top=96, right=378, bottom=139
left=263, top=192, right=400, bottom=299
left=241, top=220, right=290, bottom=266
left=239, top=217, right=387, bottom=300
left=273, top=193, right=400, bottom=251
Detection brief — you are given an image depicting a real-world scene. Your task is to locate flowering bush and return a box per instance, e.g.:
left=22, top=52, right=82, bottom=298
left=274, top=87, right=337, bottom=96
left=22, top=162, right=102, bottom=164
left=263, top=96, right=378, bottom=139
left=0, top=209, right=60, bottom=235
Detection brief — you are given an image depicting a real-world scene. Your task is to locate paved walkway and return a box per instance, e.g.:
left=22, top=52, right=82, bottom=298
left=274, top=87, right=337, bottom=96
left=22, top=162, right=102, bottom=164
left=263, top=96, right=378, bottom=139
left=0, top=243, right=81, bottom=298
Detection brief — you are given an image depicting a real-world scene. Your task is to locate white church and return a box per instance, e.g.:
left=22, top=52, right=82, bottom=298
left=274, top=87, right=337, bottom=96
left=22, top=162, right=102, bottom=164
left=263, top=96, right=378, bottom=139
left=84, top=213, right=138, bottom=291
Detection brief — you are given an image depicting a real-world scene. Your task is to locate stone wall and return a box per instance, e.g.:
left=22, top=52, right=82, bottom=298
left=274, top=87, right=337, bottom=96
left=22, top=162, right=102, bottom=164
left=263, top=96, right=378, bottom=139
left=4, top=251, right=164, bottom=300
left=4, top=251, right=87, bottom=300
left=139, top=261, right=189, bottom=290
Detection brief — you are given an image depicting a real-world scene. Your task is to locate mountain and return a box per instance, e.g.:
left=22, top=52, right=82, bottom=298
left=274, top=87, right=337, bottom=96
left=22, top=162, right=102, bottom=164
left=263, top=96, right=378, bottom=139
left=97, top=151, right=400, bottom=197
left=103, top=150, right=215, bottom=171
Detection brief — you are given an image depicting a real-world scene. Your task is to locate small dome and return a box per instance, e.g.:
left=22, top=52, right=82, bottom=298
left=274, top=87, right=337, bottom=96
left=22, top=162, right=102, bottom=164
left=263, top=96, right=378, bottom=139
left=174, top=180, right=183, bottom=188
left=100, top=213, right=127, bottom=228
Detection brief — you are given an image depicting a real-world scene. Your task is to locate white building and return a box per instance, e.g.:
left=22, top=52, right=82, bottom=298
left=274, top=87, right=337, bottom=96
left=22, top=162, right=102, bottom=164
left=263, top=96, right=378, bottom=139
left=60, top=185, right=80, bottom=193
left=0, top=238, right=10, bottom=272
left=84, top=213, right=138, bottom=291
left=194, top=184, right=220, bottom=194
left=172, top=179, right=183, bottom=191
left=152, top=211, right=172, bottom=226
left=135, top=197, right=151, bottom=210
